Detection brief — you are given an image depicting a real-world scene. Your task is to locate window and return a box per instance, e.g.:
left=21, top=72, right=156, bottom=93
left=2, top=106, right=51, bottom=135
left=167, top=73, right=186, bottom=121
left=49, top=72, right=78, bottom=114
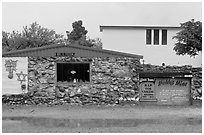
left=146, top=29, right=152, bottom=45
left=154, top=29, right=159, bottom=45
left=162, top=29, right=167, bottom=45
left=57, top=63, right=90, bottom=83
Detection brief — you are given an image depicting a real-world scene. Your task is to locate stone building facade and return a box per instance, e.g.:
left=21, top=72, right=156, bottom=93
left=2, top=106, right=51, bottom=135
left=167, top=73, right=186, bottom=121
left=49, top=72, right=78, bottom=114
left=27, top=57, right=141, bottom=105
left=2, top=43, right=142, bottom=105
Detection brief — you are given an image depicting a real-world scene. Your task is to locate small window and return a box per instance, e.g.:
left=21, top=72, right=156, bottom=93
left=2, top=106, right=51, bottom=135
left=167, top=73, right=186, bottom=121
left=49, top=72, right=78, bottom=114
left=154, top=29, right=159, bottom=45
left=162, top=29, right=167, bottom=45
left=57, top=63, right=90, bottom=83
left=146, top=29, right=152, bottom=45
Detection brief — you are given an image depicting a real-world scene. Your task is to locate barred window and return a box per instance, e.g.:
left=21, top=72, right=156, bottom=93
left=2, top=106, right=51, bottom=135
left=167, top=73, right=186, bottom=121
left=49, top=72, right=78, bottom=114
left=154, top=29, right=159, bottom=45
left=146, top=29, right=152, bottom=45
left=162, top=29, right=167, bottom=45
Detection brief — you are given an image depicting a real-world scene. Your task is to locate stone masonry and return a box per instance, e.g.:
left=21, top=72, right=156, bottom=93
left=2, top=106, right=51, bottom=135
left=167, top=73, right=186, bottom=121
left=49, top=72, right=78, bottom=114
left=2, top=57, right=201, bottom=105
left=23, top=56, right=140, bottom=105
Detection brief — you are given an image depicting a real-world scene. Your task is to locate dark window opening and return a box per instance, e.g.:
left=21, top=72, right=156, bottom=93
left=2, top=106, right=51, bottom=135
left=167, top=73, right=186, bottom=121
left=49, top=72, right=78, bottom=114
left=146, top=29, right=152, bottom=45
left=57, top=63, right=90, bottom=83
left=162, top=29, right=167, bottom=45
left=154, top=29, right=159, bottom=45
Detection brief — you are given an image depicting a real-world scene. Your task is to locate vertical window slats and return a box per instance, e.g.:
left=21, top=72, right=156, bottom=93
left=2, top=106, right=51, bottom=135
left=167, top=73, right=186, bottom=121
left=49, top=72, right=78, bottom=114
left=146, top=29, right=152, bottom=45
left=154, top=29, right=159, bottom=45
left=162, top=29, right=167, bottom=45
left=145, top=29, right=168, bottom=46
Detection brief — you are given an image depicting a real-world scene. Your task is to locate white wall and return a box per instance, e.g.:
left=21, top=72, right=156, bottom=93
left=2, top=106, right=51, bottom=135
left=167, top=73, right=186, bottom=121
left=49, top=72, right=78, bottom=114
left=102, top=28, right=202, bottom=67
left=2, top=57, right=28, bottom=95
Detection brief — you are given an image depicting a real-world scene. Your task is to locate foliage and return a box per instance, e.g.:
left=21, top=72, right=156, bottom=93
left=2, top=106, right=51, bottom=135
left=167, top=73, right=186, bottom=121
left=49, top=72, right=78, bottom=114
left=66, top=20, right=103, bottom=48
left=2, top=22, right=64, bottom=53
left=75, top=35, right=95, bottom=47
left=66, top=20, right=88, bottom=42
left=173, top=19, right=202, bottom=57
left=2, top=20, right=103, bottom=53
left=91, top=37, right=103, bottom=49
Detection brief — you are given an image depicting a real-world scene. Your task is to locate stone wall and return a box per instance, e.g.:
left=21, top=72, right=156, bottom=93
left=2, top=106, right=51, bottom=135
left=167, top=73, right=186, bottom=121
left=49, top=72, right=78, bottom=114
left=23, top=57, right=140, bottom=105
left=28, top=57, right=56, bottom=99
left=191, top=67, right=202, bottom=100
left=3, top=57, right=201, bottom=105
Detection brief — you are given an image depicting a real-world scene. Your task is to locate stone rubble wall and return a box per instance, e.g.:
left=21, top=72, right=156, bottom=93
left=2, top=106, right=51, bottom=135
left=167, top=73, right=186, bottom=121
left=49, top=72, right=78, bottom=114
left=191, top=67, right=202, bottom=100
left=2, top=57, right=141, bottom=105
left=2, top=57, right=201, bottom=105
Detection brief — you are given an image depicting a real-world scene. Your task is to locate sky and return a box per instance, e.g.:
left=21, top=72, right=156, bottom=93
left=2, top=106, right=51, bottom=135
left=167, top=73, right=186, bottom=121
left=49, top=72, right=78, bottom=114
left=2, top=2, right=202, bottom=39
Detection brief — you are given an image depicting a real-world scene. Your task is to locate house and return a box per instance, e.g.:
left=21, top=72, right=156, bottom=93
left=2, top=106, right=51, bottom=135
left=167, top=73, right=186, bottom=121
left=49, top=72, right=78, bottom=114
left=100, top=25, right=202, bottom=67
left=2, top=43, right=192, bottom=105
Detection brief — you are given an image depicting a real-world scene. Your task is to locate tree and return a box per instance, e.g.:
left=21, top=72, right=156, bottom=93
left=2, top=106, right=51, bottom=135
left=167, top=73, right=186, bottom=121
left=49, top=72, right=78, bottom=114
left=2, top=22, right=64, bottom=53
left=173, top=19, right=202, bottom=57
left=91, top=37, right=103, bottom=49
left=66, top=20, right=99, bottom=48
left=66, top=20, right=88, bottom=42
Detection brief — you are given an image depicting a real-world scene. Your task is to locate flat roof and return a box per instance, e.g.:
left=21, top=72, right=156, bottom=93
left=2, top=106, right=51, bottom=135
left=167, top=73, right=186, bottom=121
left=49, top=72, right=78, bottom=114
left=100, top=25, right=181, bottom=32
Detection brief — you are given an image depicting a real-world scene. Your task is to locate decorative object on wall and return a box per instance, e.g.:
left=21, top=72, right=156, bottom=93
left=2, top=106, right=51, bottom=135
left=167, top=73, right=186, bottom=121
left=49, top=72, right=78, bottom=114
left=16, top=71, right=27, bottom=93
left=5, top=59, right=18, bottom=79
left=70, top=70, right=76, bottom=74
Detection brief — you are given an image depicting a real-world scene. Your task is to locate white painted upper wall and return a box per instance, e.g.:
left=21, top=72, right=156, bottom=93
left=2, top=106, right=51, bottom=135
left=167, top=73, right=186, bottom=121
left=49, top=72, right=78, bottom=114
left=2, top=57, right=28, bottom=95
left=101, top=27, right=202, bottom=67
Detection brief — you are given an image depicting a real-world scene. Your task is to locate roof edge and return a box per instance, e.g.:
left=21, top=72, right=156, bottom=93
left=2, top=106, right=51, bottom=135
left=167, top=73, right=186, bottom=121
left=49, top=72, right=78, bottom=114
left=2, top=43, right=143, bottom=59
left=2, top=43, right=66, bottom=56
left=100, top=25, right=181, bottom=32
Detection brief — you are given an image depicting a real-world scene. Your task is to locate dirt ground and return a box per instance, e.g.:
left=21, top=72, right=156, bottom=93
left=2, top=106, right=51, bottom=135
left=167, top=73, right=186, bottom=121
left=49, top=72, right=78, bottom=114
left=2, top=101, right=202, bottom=133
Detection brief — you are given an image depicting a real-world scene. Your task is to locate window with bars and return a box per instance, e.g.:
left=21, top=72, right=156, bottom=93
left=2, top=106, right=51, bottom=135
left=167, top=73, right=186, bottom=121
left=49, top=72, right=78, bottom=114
left=146, top=29, right=152, bottom=45
left=154, top=29, right=159, bottom=45
left=162, top=29, right=167, bottom=45
left=57, top=63, right=90, bottom=83
left=146, top=29, right=168, bottom=45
